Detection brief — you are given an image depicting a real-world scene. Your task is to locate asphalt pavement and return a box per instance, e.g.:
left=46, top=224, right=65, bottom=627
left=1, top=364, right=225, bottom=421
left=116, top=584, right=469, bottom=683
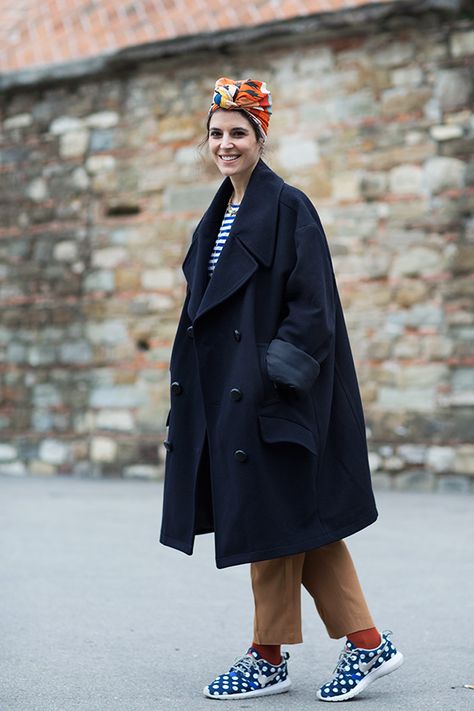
left=1, top=475, right=473, bottom=711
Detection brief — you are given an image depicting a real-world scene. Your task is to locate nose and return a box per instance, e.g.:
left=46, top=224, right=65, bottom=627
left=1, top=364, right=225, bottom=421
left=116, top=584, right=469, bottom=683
left=220, top=132, right=234, bottom=149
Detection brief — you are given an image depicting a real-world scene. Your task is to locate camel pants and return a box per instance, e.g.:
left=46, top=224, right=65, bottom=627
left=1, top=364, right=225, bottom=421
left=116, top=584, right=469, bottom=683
left=251, top=540, right=375, bottom=644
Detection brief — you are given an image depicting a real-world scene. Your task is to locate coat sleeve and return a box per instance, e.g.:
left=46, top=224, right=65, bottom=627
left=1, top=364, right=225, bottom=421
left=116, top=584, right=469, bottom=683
left=266, top=222, right=336, bottom=394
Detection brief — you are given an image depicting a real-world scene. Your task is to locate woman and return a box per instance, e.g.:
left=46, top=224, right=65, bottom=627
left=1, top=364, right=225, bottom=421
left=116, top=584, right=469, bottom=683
left=160, top=77, right=403, bottom=702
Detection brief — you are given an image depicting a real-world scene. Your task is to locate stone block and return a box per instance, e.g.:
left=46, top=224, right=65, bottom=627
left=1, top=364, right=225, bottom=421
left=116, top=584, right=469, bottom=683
left=89, top=130, right=116, bottom=153
left=29, top=459, right=56, bottom=476
left=378, top=386, right=436, bottom=411
left=360, top=172, right=387, bottom=199
left=0, top=444, right=17, bottom=461
left=390, top=66, right=423, bottom=87
left=384, top=455, right=404, bottom=471
left=49, top=116, right=84, bottom=134
left=54, top=241, right=78, bottom=261
left=372, top=40, right=414, bottom=67
left=86, top=320, right=129, bottom=345
left=85, top=111, right=119, bottom=129
left=31, top=410, right=53, bottom=432
left=426, top=446, right=456, bottom=472
left=90, top=386, right=146, bottom=409
left=71, top=167, right=90, bottom=190
left=397, top=444, right=427, bottom=465
left=96, top=410, right=134, bottom=431
left=26, top=178, right=48, bottom=202
left=390, top=247, right=445, bottom=277
left=38, top=439, right=69, bottom=465
left=7, top=343, right=27, bottom=364
left=388, top=165, right=423, bottom=195
left=90, top=436, right=118, bottom=463
left=0, top=460, right=27, bottom=476
left=450, top=30, right=474, bottom=58
left=84, top=270, right=115, bottom=292
left=59, top=130, right=89, bottom=158
left=454, top=445, right=474, bottom=475
left=59, top=341, right=93, bottom=365
left=123, top=464, right=162, bottom=479
left=85, top=155, right=116, bottom=173
left=423, top=157, right=465, bottom=194
left=141, top=268, right=175, bottom=290
left=332, top=172, right=360, bottom=201
left=28, top=345, right=56, bottom=366
left=435, top=68, right=472, bottom=112
left=4, top=113, right=33, bottom=129
left=430, top=125, right=464, bottom=142
left=92, top=247, right=128, bottom=269
left=393, top=469, right=436, bottom=492
left=405, top=304, right=443, bottom=328
left=277, top=137, right=319, bottom=170
left=33, top=384, right=61, bottom=407
left=381, top=87, right=431, bottom=116
left=165, top=183, right=219, bottom=213
left=368, top=451, right=382, bottom=472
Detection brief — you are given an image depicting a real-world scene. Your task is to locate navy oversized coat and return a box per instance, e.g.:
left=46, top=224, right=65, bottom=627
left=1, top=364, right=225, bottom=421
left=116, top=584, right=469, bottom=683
left=160, top=159, right=377, bottom=569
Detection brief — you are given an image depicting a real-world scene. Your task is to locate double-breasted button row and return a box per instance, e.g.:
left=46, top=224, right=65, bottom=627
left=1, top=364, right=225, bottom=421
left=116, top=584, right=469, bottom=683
left=171, top=381, right=182, bottom=395
left=233, top=329, right=241, bottom=342
left=230, top=388, right=242, bottom=401
left=163, top=440, right=173, bottom=452
left=187, top=326, right=194, bottom=338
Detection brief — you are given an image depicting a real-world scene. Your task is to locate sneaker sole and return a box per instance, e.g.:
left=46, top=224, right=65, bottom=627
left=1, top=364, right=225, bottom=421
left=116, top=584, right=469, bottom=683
left=203, top=677, right=292, bottom=700
left=316, top=651, right=404, bottom=702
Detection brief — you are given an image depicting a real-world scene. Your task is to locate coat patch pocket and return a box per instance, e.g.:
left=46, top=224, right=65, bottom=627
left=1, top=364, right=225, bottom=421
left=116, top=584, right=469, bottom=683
left=258, top=415, right=317, bottom=456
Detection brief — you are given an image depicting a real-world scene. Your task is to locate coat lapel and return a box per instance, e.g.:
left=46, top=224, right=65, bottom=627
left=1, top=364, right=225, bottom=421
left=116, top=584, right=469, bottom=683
left=183, top=159, right=284, bottom=322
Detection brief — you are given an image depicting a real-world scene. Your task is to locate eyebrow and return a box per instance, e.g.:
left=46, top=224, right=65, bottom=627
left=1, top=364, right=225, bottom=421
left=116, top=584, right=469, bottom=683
left=209, top=126, right=249, bottom=132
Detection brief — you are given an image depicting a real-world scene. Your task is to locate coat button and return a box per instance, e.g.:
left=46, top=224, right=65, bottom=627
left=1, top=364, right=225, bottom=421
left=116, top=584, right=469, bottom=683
left=233, top=329, right=241, bottom=342
left=187, top=326, right=194, bottom=338
left=163, top=440, right=173, bottom=452
left=234, top=449, right=248, bottom=462
left=171, top=381, right=182, bottom=395
left=230, top=388, right=242, bottom=401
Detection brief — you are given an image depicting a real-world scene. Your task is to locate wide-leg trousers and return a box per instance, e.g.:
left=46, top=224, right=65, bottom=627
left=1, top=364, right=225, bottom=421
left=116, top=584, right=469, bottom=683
left=251, top=540, right=374, bottom=644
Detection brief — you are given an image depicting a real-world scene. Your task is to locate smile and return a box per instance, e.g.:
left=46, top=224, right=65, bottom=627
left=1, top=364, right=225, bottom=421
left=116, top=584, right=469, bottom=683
left=219, top=155, right=240, bottom=162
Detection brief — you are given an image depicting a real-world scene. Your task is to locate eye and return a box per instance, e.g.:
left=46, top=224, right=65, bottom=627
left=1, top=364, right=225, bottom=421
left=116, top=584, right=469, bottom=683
left=209, top=130, right=221, bottom=138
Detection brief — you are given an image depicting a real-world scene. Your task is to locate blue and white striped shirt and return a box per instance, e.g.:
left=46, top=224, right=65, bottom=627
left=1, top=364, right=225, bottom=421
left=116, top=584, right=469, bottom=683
left=208, top=204, right=240, bottom=277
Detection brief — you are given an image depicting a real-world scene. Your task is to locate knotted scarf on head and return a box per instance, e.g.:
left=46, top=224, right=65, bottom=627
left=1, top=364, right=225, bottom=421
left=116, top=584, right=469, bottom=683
left=209, top=77, right=272, bottom=137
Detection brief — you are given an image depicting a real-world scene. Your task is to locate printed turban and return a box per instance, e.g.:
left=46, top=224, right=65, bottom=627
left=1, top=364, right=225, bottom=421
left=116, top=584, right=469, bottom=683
left=209, top=77, right=272, bottom=136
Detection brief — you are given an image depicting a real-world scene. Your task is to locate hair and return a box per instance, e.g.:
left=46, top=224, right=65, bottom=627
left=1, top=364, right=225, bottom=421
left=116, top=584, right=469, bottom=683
left=199, top=108, right=266, bottom=150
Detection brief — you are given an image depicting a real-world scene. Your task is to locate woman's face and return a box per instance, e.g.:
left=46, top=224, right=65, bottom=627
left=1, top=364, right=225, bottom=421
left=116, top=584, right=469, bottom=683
left=208, top=110, right=262, bottom=182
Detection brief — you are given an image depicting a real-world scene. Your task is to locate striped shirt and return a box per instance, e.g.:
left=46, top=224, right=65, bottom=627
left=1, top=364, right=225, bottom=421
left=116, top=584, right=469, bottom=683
left=208, top=203, right=240, bottom=277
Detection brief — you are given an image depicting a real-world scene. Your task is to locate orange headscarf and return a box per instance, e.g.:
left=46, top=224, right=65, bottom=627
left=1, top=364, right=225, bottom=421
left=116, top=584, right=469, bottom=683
left=209, top=77, right=272, bottom=136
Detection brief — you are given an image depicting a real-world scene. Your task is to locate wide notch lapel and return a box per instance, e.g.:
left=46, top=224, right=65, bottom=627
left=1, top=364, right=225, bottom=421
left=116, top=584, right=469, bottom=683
left=185, top=159, right=285, bottom=323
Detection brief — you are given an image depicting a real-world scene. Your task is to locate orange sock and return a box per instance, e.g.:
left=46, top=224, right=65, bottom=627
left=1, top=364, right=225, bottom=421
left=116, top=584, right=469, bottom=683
left=347, top=628, right=381, bottom=649
left=251, top=643, right=281, bottom=665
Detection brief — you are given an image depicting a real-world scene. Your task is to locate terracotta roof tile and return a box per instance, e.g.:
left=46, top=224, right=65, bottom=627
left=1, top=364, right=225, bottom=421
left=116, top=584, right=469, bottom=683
left=0, top=0, right=393, bottom=74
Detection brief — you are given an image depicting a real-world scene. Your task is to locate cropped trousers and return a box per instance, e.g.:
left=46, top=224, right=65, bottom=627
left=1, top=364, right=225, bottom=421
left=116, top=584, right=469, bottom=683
left=251, top=540, right=374, bottom=644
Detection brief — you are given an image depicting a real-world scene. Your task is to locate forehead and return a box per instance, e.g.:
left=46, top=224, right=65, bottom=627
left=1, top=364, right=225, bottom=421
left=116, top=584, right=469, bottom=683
left=208, top=110, right=251, bottom=131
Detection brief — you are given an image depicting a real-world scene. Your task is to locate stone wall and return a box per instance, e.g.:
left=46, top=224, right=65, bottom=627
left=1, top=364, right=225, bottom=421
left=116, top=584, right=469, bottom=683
left=0, top=11, right=473, bottom=489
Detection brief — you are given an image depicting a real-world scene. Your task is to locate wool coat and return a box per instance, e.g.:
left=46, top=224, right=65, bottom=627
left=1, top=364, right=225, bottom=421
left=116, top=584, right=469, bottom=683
left=160, top=159, right=378, bottom=569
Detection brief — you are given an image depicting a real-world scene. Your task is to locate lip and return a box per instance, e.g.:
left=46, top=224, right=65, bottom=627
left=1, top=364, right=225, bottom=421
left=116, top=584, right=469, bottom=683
left=219, top=155, right=240, bottom=162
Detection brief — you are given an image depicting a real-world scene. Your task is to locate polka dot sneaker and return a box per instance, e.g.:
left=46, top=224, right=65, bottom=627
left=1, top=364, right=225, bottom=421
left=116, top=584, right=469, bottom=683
left=316, top=630, right=404, bottom=702
left=203, top=647, right=291, bottom=699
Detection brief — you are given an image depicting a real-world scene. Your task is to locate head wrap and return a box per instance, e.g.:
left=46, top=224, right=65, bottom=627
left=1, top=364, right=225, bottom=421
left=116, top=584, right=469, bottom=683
left=209, top=77, right=272, bottom=137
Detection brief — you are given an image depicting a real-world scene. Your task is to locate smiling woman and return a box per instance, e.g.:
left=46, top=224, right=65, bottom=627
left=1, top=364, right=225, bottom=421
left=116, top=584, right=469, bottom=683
left=159, top=76, right=403, bottom=703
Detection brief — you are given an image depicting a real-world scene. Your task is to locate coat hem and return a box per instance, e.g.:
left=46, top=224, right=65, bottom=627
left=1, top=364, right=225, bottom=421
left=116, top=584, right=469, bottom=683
left=214, top=507, right=378, bottom=569
left=160, top=533, right=194, bottom=556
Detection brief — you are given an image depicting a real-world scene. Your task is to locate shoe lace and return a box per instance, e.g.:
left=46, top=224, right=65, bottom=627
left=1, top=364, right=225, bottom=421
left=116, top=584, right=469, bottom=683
left=230, top=653, right=260, bottom=676
left=333, top=646, right=352, bottom=676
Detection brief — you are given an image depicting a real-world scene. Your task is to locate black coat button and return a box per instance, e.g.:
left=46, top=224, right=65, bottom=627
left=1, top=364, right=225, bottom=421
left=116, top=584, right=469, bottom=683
left=171, top=381, right=182, bottom=395
left=230, top=388, right=242, bottom=401
left=187, top=326, right=194, bottom=338
left=233, top=329, right=241, bottom=342
left=234, top=449, right=248, bottom=462
left=163, top=440, right=173, bottom=452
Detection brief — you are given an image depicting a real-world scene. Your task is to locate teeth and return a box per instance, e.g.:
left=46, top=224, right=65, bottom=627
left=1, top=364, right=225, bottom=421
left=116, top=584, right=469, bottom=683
left=220, top=155, right=239, bottom=161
